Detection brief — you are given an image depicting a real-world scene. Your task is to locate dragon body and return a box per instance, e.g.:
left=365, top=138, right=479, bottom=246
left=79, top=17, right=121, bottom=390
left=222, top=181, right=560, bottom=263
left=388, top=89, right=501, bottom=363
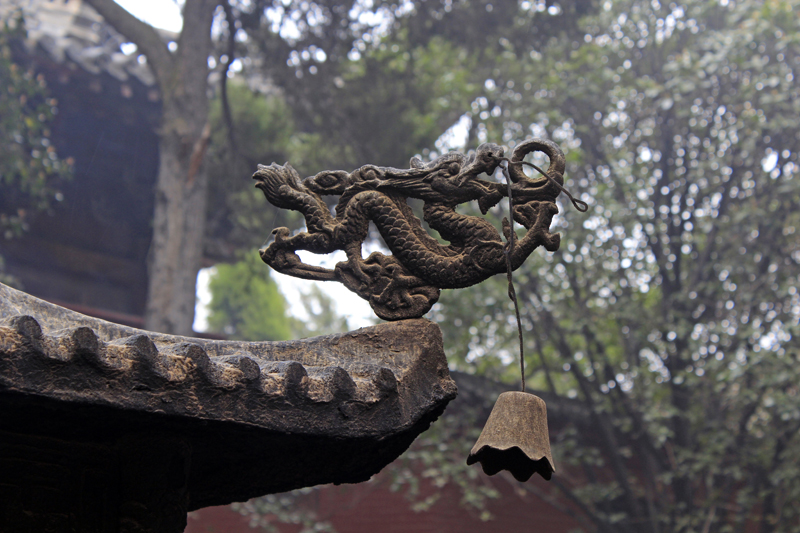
left=254, top=139, right=565, bottom=320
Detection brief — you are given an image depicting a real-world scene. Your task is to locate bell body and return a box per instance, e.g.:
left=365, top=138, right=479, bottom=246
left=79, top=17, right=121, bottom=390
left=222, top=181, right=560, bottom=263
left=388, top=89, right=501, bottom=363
left=467, top=391, right=555, bottom=482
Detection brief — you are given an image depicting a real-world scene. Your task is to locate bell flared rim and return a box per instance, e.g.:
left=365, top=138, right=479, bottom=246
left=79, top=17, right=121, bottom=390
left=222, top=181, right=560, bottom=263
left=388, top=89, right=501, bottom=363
left=467, top=444, right=555, bottom=481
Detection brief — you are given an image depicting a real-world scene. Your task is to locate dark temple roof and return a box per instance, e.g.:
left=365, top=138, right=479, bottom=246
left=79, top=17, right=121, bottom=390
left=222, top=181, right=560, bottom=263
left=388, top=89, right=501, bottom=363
left=1, top=282, right=458, bottom=508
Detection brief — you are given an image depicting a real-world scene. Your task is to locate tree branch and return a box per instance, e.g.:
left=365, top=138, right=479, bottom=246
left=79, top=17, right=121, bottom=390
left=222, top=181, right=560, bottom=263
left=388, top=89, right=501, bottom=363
left=176, top=0, right=219, bottom=98
left=523, top=283, right=642, bottom=533
left=550, top=476, right=621, bottom=533
left=82, top=0, right=174, bottom=84
left=220, top=0, right=239, bottom=159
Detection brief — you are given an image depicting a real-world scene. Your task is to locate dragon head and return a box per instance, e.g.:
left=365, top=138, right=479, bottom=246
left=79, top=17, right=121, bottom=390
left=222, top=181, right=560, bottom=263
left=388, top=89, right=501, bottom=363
left=456, top=143, right=505, bottom=186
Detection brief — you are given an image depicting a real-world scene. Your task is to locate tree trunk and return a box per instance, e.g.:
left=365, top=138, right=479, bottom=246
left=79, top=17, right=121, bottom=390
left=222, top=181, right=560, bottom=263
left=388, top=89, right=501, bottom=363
left=83, top=0, right=218, bottom=335
left=145, top=118, right=211, bottom=335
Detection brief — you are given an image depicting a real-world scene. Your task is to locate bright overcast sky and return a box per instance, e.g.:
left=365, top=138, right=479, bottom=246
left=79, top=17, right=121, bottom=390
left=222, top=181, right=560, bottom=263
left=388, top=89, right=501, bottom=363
left=115, top=0, right=183, bottom=32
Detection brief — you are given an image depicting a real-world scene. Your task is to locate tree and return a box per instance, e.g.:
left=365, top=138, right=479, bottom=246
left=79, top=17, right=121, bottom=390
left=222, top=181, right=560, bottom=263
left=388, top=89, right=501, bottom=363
left=235, top=0, right=593, bottom=170
left=81, top=0, right=218, bottom=335
left=206, top=251, right=295, bottom=341
left=431, top=0, right=800, bottom=531
left=237, top=0, right=800, bottom=530
left=79, top=0, right=488, bottom=335
left=203, top=81, right=301, bottom=261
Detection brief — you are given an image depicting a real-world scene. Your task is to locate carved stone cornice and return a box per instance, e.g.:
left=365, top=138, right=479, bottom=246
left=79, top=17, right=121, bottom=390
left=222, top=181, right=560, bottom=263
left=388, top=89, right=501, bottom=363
left=0, top=282, right=456, bottom=529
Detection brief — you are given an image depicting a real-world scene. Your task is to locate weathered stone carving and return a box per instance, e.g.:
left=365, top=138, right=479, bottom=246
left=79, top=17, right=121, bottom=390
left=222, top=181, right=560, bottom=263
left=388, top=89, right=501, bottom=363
left=254, top=138, right=564, bottom=320
left=0, top=282, right=456, bottom=531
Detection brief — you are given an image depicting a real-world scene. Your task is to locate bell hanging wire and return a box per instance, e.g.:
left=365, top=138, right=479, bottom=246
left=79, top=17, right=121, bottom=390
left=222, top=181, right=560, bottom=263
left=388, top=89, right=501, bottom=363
left=466, top=158, right=557, bottom=482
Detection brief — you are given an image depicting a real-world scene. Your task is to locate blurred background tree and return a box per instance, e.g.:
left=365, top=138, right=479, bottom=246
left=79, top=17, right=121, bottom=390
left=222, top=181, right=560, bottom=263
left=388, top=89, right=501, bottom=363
left=81, top=0, right=515, bottom=335
left=225, top=0, right=800, bottom=531
left=204, top=251, right=349, bottom=341
left=427, top=0, right=800, bottom=531
left=206, top=251, right=294, bottom=341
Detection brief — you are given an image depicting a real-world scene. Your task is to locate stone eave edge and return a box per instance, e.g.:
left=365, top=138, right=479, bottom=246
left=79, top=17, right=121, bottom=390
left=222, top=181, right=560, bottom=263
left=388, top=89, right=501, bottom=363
left=0, top=283, right=457, bottom=439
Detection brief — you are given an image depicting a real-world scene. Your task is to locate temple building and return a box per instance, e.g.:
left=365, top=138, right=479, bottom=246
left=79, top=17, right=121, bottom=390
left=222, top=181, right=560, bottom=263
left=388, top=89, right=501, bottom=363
left=1, top=0, right=162, bottom=327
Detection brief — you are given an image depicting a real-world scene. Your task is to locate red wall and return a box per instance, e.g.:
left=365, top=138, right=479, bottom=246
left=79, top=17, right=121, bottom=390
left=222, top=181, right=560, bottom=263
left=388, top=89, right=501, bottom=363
left=186, top=474, right=582, bottom=533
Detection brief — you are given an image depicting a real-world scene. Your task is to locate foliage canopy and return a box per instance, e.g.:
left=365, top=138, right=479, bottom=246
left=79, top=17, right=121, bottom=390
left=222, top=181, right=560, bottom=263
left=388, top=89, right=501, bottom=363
left=231, top=0, right=800, bottom=531
left=429, top=0, right=800, bottom=531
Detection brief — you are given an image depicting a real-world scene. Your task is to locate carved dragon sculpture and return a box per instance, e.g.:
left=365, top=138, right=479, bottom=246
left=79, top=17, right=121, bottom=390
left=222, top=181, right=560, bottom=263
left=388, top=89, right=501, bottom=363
left=254, top=138, right=565, bottom=320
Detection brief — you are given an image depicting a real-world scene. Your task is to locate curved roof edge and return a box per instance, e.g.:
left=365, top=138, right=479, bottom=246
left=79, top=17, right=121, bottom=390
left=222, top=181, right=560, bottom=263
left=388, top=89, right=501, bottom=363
left=0, top=282, right=457, bottom=508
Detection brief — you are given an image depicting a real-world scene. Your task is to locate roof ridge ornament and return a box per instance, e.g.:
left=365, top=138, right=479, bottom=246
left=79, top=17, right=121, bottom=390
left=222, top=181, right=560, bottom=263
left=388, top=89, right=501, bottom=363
left=254, top=138, right=567, bottom=321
